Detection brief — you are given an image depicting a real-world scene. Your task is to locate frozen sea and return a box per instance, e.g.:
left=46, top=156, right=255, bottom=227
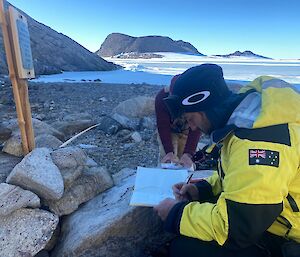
left=33, top=52, right=300, bottom=88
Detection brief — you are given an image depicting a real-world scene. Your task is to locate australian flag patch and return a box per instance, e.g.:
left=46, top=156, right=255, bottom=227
left=249, top=149, right=279, bottom=167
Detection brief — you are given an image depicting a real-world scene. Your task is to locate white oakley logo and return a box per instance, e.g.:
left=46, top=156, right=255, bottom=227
left=181, top=91, right=211, bottom=106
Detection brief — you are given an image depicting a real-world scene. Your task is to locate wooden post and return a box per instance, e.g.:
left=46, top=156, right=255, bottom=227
left=19, top=79, right=35, bottom=150
left=0, top=0, right=35, bottom=154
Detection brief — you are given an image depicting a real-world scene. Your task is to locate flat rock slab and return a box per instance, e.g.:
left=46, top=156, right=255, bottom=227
left=0, top=183, right=40, bottom=216
left=0, top=208, right=58, bottom=257
left=51, top=172, right=171, bottom=257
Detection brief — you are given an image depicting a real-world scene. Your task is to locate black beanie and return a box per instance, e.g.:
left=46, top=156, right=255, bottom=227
left=164, top=64, right=232, bottom=119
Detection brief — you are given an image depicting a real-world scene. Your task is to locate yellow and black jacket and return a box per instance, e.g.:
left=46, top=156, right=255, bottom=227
left=165, top=76, right=300, bottom=248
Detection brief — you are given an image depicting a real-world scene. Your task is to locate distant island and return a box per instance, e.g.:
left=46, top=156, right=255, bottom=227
left=96, top=33, right=203, bottom=57
left=215, top=50, right=271, bottom=59
left=113, top=52, right=164, bottom=59
left=97, top=33, right=272, bottom=60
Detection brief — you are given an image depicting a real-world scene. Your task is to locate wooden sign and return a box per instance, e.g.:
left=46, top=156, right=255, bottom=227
left=8, top=6, right=35, bottom=78
left=0, top=0, right=35, bottom=155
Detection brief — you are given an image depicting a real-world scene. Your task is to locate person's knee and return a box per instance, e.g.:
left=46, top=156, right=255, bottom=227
left=170, top=236, right=218, bottom=257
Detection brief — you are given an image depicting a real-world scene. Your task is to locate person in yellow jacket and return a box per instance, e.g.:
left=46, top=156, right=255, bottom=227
left=154, top=63, right=300, bottom=257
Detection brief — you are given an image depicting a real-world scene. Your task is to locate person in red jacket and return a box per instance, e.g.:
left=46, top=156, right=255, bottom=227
left=155, top=74, right=201, bottom=168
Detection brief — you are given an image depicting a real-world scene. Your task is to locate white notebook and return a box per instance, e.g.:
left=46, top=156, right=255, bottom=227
left=130, top=166, right=188, bottom=207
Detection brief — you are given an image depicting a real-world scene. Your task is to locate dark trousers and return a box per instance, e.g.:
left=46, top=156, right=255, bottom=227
left=170, top=233, right=288, bottom=257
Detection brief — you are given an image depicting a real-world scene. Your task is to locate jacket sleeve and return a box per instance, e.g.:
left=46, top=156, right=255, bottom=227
left=165, top=134, right=295, bottom=248
left=155, top=88, right=173, bottom=154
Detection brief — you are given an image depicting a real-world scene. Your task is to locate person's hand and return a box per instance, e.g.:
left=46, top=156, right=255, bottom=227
left=154, top=198, right=178, bottom=221
left=161, top=152, right=179, bottom=163
left=172, top=182, right=199, bottom=201
left=179, top=153, right=194, bottom=168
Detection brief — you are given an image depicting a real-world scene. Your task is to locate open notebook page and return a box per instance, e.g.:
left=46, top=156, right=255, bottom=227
left=130, top=166, right=188, bottom=207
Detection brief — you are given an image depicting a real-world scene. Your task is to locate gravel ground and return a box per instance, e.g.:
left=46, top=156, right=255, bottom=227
left=0, top=81, right=164, bottom=174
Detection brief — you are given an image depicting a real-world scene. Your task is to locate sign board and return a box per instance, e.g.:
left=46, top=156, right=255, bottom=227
left=8, top=6, right=35, bottom=78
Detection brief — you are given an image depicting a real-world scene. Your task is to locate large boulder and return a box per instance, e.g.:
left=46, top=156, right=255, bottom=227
left=51, top=113, right=96, bottom=137
left=6, top=148, right=64, bottom=200
left=2, top=134, right=23, bottom=157
left=112, top=96, right=155, bottom=118
left=51, top=169, right=171, bottom=257
left=47, top=166, right=113, bottom=216
left=0, top=208, right=58, bottom=257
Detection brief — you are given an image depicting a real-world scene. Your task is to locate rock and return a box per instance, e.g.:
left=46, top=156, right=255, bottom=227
left=78, top=144, right=98, bottom=149
left=35, top=134, right=63, bottom=149
left=33, top=113, right=46, bottom=121
left=98, top=115, right=122, bottom=135
left=6, top=148, right=64, bottom=200
left=112, top=113, right=139, bottom=130
left=44, top=223, right=60, bottom=251
left=2, top=118, right=65, bottom=140
left=84, top=157, right=98, bottom=167
left=63, top=113, right=93, bottom=122
left=116, top=129, right=132, bottom=139
left=0, top=152, right=22, bottom=183
left=34, top=250, right=49, bottom=257
left=2, top=134, right=23, bottom=157
left=113, top=96, right=155, bottom=118
left=51, top=147, right=87, bottom=189
left=2, top=119, right=65, bottom=156
left=123, top=142, right=136, bottom=149
left=47, top=166, right=113, bottom=216
left=131, top=131, right=142, bottom=143
left=112, top=168, right=136, bottom=185
left=0, top=123, right=12, bottom=143
left=51, top=119, right=95, bottom=137
left=51, top=146, right=87, bottom=169
left=0, top=208, right=58, bottom=257
left=0, top=183, right=40, bottom=216
left=99, top=96, right=107, bottom=102
left=3, top=133, right=63, bottom=157
left=139, top=117, right=155, bottom=130
left=51, top=172, right=171, bottom=257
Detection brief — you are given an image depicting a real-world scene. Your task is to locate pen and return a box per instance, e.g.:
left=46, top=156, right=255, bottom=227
left=184, top=173, right=193, bottom=201
left=185, top=173, right=193, bottom=184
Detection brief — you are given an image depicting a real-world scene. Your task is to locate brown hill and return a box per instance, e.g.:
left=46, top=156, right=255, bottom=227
left=97, top=33, right=203, bottom=57
left=0, top=3, right=119, bottom=75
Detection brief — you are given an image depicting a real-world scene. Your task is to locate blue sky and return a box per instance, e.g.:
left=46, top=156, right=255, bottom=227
left=8, top=0, right=300, bottom=59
